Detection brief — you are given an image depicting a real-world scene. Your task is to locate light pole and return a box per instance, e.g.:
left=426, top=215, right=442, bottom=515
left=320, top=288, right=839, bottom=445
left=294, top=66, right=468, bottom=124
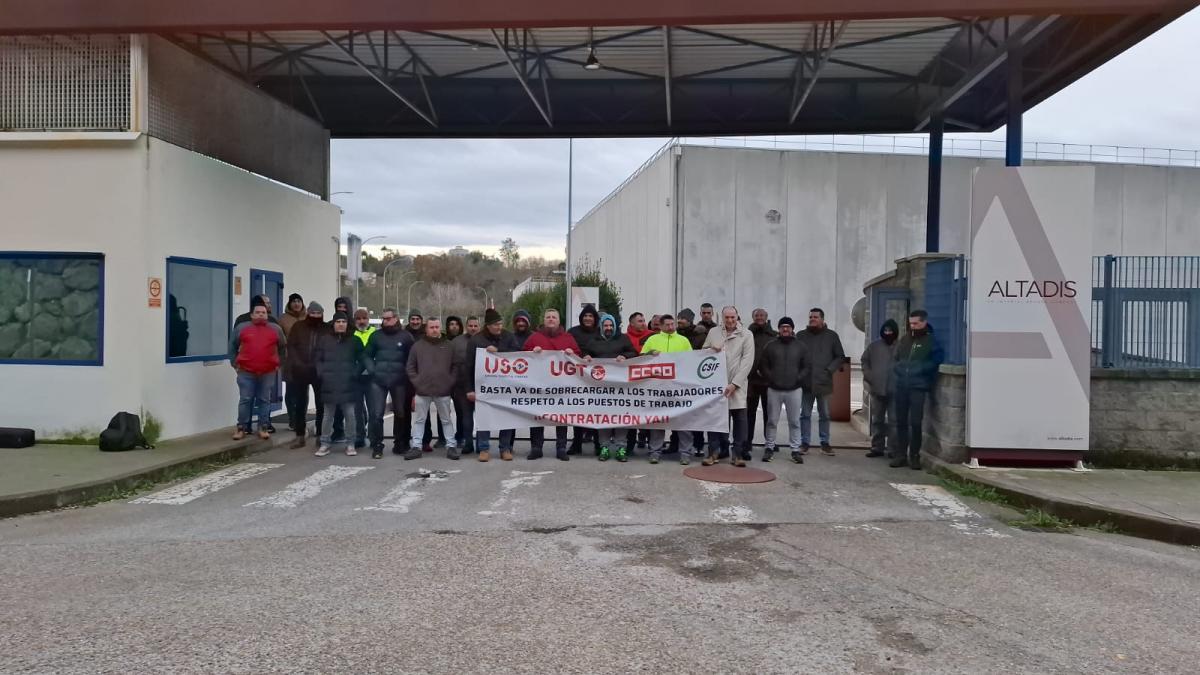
left=382, top=263, right=412, bottom=310
left=330, top=236, right=340, bottom=298
left=565, top=138, right=573, bottom=324
left=405, top=280, right=424, bottom=319
left=355, top=235, right=385, bottom=310
left=475, top=286, right=490, bottom=309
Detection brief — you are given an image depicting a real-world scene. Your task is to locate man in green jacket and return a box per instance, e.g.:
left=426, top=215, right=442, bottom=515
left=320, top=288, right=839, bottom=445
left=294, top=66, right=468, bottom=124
left=640, top=314, right=694, bottom=464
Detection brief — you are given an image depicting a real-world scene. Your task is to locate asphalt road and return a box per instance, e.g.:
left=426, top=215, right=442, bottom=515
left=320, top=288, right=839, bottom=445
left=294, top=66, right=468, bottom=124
left=2, top=442, right=1198, bottom=674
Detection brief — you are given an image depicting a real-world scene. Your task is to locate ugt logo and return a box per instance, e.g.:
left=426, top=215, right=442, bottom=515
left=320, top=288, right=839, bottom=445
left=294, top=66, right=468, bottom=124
left=484, top=356, right=529, bottom=376
left=696, top=356, right=720, bottom=380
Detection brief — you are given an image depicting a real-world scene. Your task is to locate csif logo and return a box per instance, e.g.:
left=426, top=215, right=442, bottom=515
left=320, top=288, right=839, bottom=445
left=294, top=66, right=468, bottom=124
left=696, top=356, right=719, bottom=380
left=629, top=363, right=676, bottom=381
left=483, top=356, right=529, bottom=376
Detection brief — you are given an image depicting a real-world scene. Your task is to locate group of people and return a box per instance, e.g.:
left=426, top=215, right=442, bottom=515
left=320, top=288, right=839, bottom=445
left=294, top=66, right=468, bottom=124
left=228, top=293, right=942, bottom=469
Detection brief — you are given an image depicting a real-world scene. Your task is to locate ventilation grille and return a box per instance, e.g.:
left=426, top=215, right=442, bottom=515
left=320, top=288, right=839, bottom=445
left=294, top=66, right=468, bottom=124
left=0, top=34, right=131, bottom=131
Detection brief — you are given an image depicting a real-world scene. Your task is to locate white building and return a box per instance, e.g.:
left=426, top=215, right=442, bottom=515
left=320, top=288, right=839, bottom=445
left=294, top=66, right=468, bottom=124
left=447, top=246, right=470, bottom=258
left=1, top=35, right=338, bottom=441
left=569, top=141, right=1200, bottom=344
left=511, top=276, right=559, bottom=302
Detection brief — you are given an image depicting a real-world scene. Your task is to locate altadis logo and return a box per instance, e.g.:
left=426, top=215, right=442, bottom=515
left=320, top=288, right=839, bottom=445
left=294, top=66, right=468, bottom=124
left=697, top=356, right=719, bottom=380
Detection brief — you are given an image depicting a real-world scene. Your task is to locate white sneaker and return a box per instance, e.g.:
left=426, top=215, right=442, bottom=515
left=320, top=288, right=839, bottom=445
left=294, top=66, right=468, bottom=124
left=345, top=447, right=358, bottom=456
left=314, top=446, right=331, bottom=457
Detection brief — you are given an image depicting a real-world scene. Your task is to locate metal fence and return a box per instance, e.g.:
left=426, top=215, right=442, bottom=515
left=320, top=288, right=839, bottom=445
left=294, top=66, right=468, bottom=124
left=934, top=255, right=1200, bottom=370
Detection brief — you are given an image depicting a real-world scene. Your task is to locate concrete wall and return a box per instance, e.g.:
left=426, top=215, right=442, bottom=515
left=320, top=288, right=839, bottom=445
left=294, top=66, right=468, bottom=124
left=0, top=137, right=339, bottom=441
left=569, top=143, right=1200, bottom=345
left=569, top=149, right=675, bottom=322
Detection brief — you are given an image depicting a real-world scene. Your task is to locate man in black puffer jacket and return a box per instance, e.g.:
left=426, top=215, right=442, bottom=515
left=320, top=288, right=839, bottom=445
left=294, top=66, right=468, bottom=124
left=757, top=316, right=811, bottom=464
left=287, top=302, right=329, bottom=448
left=464, top=308, right=521, bottom=462
left=314, top=311, right=369, bottom=457
left=365, top=307, right=414, bottom=458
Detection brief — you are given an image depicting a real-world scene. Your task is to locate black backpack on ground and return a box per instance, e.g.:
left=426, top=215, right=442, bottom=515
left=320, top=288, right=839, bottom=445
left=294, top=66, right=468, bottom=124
left=0, top=427, right=35, bottom=449
left=99, top=412, right=154, bottom=452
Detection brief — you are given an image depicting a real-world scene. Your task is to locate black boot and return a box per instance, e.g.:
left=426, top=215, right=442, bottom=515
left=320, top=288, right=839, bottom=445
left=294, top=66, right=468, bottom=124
left=909, top=452, right=922, bottom=470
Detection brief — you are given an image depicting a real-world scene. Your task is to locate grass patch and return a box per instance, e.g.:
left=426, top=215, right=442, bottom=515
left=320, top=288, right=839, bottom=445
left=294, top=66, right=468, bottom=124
left=1007, top=508, right=1075, bottom=532
left=1086, top=521, right=1123, bottom=535
left=938, top=475, right=1014, bottom=507
left=1084, top=449, right=1200, bottom=472
left=141, top=409, right=163, bottom=446
left=41, top=435, right=100, bottom=446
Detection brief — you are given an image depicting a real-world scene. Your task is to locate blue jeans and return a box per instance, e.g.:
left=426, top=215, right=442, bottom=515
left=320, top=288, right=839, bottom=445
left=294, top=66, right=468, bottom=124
left=476, top=429, right=515, bottom=452
left=800, top=390, right=831, bottom=446
left=236, top=370, right=275, bottom=431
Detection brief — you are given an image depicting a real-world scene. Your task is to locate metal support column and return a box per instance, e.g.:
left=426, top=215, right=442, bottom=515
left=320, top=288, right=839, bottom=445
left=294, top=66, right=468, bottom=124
left=1006, top=45, right=1023, bottom=167
left=926, top=113, right=944, bottom=253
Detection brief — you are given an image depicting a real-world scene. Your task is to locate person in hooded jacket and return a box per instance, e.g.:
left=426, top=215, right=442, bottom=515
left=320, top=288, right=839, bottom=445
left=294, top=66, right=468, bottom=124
left=511, top=309, right=534, bottom=348
left=465, top=308, right=520, bottom=462
left=861, top=318, right=899, bottom=460
left=757, top=317, right=812, bottom=463
left=889, top=310, right=944, bottom=470
left=746, top=308, right=778, bottom=454
left=313, top=311, right=369, bottom=457
left=364, top=308, right=414, bottom=459
left=525, top=308, right=581, bottom=461
left=796, top=307, right=846, bottom=456
left=278, top=293, right=307, bottom=431
left=584, top=313, right=638, bottom=462
left=286, top=302, right=330, bottom=448
left=567, top=304, right=603, bottom=455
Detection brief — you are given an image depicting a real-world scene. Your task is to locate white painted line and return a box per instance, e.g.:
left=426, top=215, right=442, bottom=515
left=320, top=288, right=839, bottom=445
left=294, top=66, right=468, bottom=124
left=695, top=481, right=756, bottom=524
left=131, top=463, right=283, bottom=505
left=246, top=465, right=374, bottom=508
left=712, top=505, right=754, bottom=523
left=832, top=524, right=885, bottom=533
left=698, top=481, right=735, bottom=500
left=478, top=469, right=554, bottom=517
left=359, top=469, right=461, bottom=514
left=891, top=483, right=1010, bottom=538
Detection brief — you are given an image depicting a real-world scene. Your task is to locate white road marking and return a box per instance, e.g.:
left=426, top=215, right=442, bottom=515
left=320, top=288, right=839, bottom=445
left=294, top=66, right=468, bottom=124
left=696, top=481, right=756, bottom=524
left=131, top=463, right=283, bottom=505
left=478, top=470, right=554, bottom=516
left=832, top=524, right=885, bottom=533
left=245, top=465, right=374, bottom=508
left=890, top=483, right=1010, bottom=538
left=359, top=469, right=461, bottom=513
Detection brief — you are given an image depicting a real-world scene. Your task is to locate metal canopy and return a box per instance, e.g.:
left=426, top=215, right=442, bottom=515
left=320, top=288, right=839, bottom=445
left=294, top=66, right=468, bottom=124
left=2, top=1, right=1192, bottom=138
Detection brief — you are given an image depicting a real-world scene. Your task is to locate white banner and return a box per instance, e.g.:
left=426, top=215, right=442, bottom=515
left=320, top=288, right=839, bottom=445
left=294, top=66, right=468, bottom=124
left=473, top=350, right=729, bottom=432
left=967, top=166, right=1094, bottom=452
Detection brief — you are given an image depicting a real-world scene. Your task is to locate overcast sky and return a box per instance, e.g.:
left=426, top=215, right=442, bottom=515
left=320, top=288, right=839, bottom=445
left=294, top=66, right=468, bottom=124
left=330, top=8, right=1200, bottom=261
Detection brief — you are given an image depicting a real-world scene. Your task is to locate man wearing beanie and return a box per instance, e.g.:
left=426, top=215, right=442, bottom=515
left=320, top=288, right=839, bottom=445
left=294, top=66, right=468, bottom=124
left=364, top=308, right=414, bottom=458
left=510, top=309, right=534, bottom=348
left=757, top=316, right=811, bottom=463
left=234, top=294, right=279, bottom=327
left=465, top=308, right=519, bottom=461
left=405, top=317, right=460, bottom=460
left=861, top=318, right=899, bottom=460
left=313, top=310, right=368, bottom=457
left=278, top=292, right=307, bottom=431
left=286, top=301, right=329, bottom=448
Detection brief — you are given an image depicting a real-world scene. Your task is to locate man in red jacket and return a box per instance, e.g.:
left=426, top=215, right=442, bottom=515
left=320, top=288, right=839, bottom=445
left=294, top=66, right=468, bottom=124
left=229, top=304, right=288, bottom=440
left=524, top=308, right=580, bottom=461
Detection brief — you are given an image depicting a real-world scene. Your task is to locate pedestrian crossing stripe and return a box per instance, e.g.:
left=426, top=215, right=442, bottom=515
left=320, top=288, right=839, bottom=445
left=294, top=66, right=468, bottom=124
left=245, top=465, right=375, bottom=509
left=131, top=463, right=284, bottom=505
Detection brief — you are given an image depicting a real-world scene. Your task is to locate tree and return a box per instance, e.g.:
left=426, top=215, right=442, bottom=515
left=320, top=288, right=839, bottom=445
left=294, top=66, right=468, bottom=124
left=499, top=238, right=520, bottom=268
left=512, top=256, right=623, bottom=328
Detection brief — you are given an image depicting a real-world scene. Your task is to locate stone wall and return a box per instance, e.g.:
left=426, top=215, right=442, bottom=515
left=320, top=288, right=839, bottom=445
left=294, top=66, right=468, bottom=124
left=921, top=366, right=1200, bottom=463
left=0, top=257, right=101, bottom=361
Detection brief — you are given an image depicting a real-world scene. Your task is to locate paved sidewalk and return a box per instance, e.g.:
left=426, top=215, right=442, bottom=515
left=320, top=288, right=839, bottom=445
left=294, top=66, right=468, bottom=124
left=0, top=428, right=292, bottom=518
left=935, top=458, right=1200, bottom=546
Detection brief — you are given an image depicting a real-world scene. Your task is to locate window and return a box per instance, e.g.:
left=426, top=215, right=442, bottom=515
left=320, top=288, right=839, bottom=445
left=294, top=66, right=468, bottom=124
left=0, top=252, right=104, bottom=365
left=166, top=257, right=233, bottom=362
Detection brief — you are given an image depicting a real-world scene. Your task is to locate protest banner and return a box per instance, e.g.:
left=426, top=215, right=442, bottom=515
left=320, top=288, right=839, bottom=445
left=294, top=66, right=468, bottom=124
left=473, top=350, right=729, bottom=432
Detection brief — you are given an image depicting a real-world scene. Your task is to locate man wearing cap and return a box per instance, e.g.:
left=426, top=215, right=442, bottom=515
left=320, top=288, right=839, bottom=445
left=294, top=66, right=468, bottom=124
left=313, top=311, right=368, bottom=457
left=405, top=317, right=460, bottom=461
left=640, top=314, right=694, bottom=465
left=465, top=308, right=520, bottom=461
left=285, top=302, right=330, bottom=448
left=278, top=292, right=307, bottom=432
left=365, top=308, right=414, bottom=459
left=757, top=316, right=811, bottom=463
left=702, top=306, right=755, bottom=467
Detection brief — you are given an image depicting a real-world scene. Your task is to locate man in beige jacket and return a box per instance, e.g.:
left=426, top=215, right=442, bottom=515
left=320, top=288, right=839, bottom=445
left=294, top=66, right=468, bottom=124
left=702, top=306, right=756, bottom=467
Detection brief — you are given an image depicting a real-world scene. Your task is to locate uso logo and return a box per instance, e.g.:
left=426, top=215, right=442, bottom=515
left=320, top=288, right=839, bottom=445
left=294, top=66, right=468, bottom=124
left=629, top=363, right=676, bottom=381
left=484, top=356, right=530, bottom=376
left=697, top=356, right=720, bottom=379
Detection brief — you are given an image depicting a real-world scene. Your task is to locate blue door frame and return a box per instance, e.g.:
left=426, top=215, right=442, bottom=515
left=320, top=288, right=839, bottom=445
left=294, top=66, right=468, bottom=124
left=249, top=269, right=285, bottom=412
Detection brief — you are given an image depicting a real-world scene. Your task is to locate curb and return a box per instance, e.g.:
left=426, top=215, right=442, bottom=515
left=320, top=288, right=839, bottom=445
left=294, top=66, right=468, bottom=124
left=926, top=455, right=1200, bottom=547
left=0, top=433, right=291, bottom=519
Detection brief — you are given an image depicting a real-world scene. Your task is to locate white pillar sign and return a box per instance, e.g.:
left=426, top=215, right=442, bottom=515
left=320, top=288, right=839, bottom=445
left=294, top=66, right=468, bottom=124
left=967, top=167, right=1094, bottom=453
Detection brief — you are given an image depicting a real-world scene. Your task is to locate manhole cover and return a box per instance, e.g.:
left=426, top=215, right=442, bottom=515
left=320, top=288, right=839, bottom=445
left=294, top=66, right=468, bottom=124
left=683, top=465, right=776, bottom=484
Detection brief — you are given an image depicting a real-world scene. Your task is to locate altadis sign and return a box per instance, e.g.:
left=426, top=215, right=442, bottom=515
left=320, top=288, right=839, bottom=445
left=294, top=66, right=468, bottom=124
left=473, top=350, right=729, bottom=432
left=967, top=166, right=1094, bottom=453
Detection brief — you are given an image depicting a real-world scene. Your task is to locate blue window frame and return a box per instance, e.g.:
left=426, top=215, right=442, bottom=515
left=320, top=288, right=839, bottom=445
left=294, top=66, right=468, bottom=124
left=0, top=252, right=104, bottom=366
left=166, top=256, right=234, bottom=363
